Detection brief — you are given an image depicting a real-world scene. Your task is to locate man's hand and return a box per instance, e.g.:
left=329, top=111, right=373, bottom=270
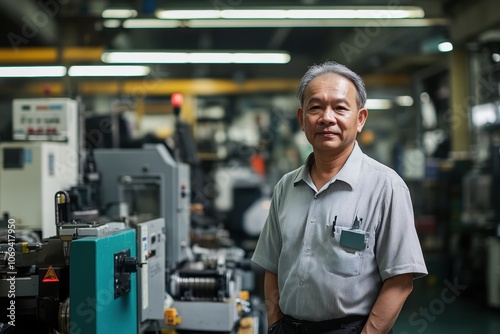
left=264, top=271, right=283, bottom=327
left=361, top=273, right=414, bottom=334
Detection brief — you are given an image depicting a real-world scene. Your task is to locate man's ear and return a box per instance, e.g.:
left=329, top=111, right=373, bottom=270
left=297, top=107, right=304, bottom=131
left=357, top=108, right=368, bottom=133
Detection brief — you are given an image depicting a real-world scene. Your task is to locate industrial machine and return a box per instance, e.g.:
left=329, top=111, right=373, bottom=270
left=94, top=144, right=191, bottom=269
left=136, top=217, right=166, bottom=329
left=213, top=166, right=270, bottom=244
left=0, top=98, right=79, bottom=238
left=94, top=144, right=256, bottom=333
left=165, top=245, right=253, bottom=332
left=0, top=190, right=165, bottom=334
left=0, top=96, right=259, bottom=333
left=461, top=104, right=500, bottom=308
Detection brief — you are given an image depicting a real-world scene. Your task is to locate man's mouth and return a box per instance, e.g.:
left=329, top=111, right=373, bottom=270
left=317, top=130, right=337, bottom=135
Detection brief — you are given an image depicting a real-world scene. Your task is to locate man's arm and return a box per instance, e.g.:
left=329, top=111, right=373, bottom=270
left=264, top=271, right=283, bottom=327
left=361, top=273, right=414, bottom=334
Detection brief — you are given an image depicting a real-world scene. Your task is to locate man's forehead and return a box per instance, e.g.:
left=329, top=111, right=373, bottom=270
left=304, top=73, right=357, bottom=99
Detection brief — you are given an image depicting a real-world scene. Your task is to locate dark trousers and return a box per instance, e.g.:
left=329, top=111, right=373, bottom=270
left=268, top=315, right=393, bottom=334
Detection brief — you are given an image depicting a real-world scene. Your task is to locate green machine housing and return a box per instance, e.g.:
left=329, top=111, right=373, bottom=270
left=69, top=229, right=137, bottom=334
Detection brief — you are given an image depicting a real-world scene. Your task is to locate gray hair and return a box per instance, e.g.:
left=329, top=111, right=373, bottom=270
left=296, top=61, right=367, bottom=109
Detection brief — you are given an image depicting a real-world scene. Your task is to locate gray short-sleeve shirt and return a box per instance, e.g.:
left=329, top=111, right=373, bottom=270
left=252, top=142, right=428, bottom=321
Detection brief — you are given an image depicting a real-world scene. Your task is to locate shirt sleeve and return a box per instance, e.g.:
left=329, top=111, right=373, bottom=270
left=376, top=182, right=428, bottom=281
left=251, top=185, right=282, bottom=273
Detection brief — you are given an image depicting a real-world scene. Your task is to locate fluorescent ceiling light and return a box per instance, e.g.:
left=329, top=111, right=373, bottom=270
left=68, top=65, right=150, bottom=77
left=438, top=41, right=453, bottom=52
left=123, top=19, right=178, bottom=29
left=0, top=66, right=66, bottom=78
left=155, top=7, right=425, bottom=20
left=123, top=18, right=446, bottom=29
left=395, top=96, right=414, bottom=107
left=103, top=19, right=122, bottom=28
left=224, top=8, right=424, bottom=19
left=156, top=10, right=220, bottom=19
left=221, top=10, right=288, bottom=19
left=102, top=52, right=291, bottom=64
left=365, top=99, right=393, bottom=110
left=102, top=9, right=138, bottom=19
left=188, top=19, right=440, bottom=28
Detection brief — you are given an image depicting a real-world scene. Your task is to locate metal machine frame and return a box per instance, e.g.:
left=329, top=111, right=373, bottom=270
left=94, top=144, right=191, bottom=269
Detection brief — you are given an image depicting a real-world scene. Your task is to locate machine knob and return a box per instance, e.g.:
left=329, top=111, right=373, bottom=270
left=119, top=256, right=143, bottom=273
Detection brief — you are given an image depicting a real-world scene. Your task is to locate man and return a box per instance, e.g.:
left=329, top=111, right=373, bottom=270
left=251, top=61, right=427, bottom=334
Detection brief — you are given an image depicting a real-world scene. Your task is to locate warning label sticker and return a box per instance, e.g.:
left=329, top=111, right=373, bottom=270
left=42, top=266, right=59, bottom=283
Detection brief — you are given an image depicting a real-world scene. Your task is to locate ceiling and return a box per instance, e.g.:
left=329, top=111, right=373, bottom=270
left=0, top=0, right=499, bottom=86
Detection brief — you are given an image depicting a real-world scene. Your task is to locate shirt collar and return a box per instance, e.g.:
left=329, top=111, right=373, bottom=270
left=293, top=141, right=364, bottom=189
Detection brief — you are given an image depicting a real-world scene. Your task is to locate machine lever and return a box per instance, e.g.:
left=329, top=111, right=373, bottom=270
left=119, top=256, right=144, bottom=273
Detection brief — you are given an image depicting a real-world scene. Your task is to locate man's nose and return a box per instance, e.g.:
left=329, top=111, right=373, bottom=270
left=320, top=108, right=336, bottom=124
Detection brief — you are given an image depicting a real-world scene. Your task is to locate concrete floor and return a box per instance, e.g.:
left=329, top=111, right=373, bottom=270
left=394, top=266, right=500, bottom=334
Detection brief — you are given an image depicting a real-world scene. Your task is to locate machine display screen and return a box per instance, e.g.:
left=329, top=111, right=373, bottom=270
left=119, top=176, right=161, bottom=224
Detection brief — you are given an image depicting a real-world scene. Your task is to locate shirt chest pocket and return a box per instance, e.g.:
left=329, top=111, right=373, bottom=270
left=324, top=226, right=366, bottom=277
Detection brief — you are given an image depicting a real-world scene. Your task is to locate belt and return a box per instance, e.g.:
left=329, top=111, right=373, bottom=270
left=282, top=314, right=368, bottom=333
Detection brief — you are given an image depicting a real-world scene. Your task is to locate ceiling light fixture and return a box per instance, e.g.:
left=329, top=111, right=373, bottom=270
left=68, top=65, right=151, bottom=77
left=103, top=19, right=122, bottom=28
left=438, top=42, right=453, bottom=52
left=123, top=19, right=179, bottom=29
left=395, top=96, right=414, bottom=107
left=123, top=18, right=446, bottom=29
left=135, top=6, right=451, bottom=29
left=0, top=66, right=67, bottom=78
left=186, top=18, right=445, bottom=28
left=156, top=7, right=425, bottom=20
left=365, top=99, right=393, bottom=110
left=437, top=41, right=453, bottom=52
left=102, top=52, right=291, bottom=64
left=156, top=10, right=221, bottom=19
left=102, top=9, right=138, bottom=19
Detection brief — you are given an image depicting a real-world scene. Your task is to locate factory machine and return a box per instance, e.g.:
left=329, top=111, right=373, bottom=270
left=0, top=190, right=165, bottom=333
left=0, top=98, right=167, bottom=333
left=0, top=98, right=79, bottom=238
left=165, top=245, right=253, bottom=332
left=94, top=144, right=191, bottom=269
left=0, top=97, right=257, bottom=333
left=94, top=144, right=256, bottom=333
left=461, top=104, right=500, bottom=308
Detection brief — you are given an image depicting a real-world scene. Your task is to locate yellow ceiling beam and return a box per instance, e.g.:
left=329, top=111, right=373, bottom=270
left=78, top=77, right=408, bottom=95
left=7, top=79, right=299, bottom=97
left=0, top=47, right=104, bottom=63
left=81, top=79, right=300, bottom=95
left=0, top=47, right=410, bottom=89
left=0, top=48, right=58, bottom=63
left=23, top=82, right=64, bottom=96
left=1, top=76, right=410, bottom=97
left=62, top=47, right=104, bottom=62
left=78, top=81, right=122, bottom=95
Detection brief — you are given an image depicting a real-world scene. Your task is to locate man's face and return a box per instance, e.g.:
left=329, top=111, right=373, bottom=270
left=297, top=73, right=368, bottom=154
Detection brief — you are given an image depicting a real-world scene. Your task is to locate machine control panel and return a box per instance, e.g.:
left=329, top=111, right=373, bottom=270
left=138, top=218, right=165, bottom=322
left=12, top=98, right=77, bottom=141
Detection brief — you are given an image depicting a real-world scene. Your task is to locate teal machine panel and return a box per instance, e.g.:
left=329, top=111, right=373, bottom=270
left=69, top=229, right=137, bottom=334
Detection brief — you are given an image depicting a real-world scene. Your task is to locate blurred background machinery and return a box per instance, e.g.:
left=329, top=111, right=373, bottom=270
left=0, top=97, right=261, bottom=334
left=0, top=98, right=79, bottom=238
left=0, top=190, right=149, bottom=334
